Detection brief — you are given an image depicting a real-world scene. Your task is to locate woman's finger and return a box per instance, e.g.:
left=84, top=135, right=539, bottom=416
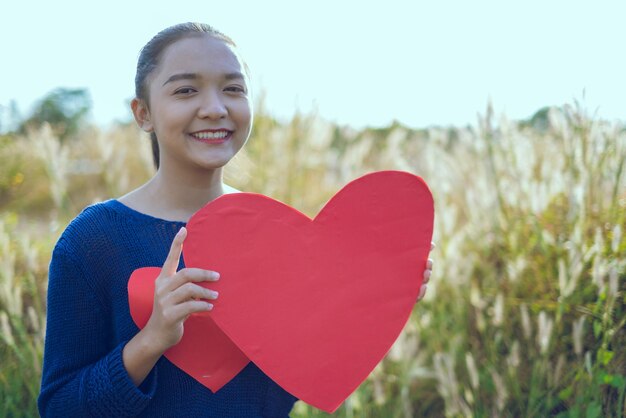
left=169, top=282, right=218, bottom=305
left=162, top=227, right=187, bottom=277
left=170, top=300, right=214, bottom=320
left=417, top=284, right=427, bottom=301
left=166, top=268, right=219, bottom=293
left=423, top=268, right=432, bottom=284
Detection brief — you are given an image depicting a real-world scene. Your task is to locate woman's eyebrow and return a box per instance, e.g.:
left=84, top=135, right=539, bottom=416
left=162, top=73, right=197, bottom=86
left=162, top=71, right=245, bottom=87
left=224, top=72, right=245, bottom=81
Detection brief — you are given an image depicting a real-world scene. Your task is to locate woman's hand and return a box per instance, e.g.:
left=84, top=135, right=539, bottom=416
left=123, top=227, right=219, bottom=386
left=417, top=242, right=435, bottom=301
left=143, top=227, right=220, bottom=353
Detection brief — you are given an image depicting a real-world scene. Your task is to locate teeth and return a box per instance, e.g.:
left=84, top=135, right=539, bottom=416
left=192, top=131, right=229, bottom=140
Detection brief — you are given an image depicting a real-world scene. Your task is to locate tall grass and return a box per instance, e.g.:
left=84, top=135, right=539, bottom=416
left=0, top=101, right=624, bottom=417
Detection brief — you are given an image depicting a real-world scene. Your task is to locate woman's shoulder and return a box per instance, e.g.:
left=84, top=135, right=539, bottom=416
left=56, top=199, right=183, bottom=254
left=63, top=200, right=124, bottom=233
left=55, top=199, right=154, bottom=252
left=54, top=200, right=118, bottom=248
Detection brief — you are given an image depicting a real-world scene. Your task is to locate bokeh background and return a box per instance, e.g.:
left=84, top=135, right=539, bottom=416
left=1, top=1, right=624, bottom=417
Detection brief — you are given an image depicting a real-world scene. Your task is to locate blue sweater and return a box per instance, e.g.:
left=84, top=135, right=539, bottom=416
left=38, top=200, right=297, bottom=417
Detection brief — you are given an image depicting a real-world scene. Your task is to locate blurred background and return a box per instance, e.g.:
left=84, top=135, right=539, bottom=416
left=1, top=1, right=624, bottom=417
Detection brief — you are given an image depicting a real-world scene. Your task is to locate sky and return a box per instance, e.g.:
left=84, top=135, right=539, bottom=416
left=1, top=0, right=624, bottom=130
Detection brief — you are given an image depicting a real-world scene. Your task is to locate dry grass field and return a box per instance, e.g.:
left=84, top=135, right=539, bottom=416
left=0, top=101, right=624, bottom=417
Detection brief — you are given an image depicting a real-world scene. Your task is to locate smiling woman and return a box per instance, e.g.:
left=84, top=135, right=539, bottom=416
left=36, top=22, right=297, bottom=418
left=36, top=21, right=434, bottom=418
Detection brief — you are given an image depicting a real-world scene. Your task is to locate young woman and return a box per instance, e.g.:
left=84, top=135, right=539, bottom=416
left=38, top=22, right=433, bottom=417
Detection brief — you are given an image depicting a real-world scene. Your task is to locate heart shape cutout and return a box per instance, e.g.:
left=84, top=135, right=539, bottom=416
left=184, top=170, right=434, bottom=412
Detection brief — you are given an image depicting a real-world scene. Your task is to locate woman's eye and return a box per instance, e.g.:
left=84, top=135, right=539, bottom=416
left=224, top=86, right=246, bottom=94
left=174, top=87, right=196, bottom=95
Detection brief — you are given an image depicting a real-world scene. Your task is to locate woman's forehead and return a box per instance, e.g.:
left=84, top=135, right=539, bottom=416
left=156, top=35, right=245, bottom=79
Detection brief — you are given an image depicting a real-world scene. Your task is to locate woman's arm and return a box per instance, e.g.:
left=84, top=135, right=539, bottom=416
left=39, top=228, right=218, bottom=417
left=38, top=241, right=155, bottom=418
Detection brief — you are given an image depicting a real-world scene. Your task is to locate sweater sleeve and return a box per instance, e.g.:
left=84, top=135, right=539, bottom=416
left=38, top=239, right=157, bottom=417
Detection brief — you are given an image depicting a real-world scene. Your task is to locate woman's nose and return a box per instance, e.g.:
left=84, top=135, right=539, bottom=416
left=197, top=91, right=227, bottom=119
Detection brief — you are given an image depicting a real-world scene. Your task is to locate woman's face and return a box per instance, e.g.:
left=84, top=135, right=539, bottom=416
left=138, top=34, right=252, bottom=175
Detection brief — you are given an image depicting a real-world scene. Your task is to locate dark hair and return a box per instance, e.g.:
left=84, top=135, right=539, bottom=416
left=135, top=22, right=239, bottom=169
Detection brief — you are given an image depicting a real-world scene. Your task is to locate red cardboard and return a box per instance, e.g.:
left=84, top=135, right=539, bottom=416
left=185, top=170, right=434, bottom=412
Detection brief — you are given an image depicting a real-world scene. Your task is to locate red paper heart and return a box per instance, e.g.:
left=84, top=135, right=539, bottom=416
left=128, top=267, right=249, bottom=392
left=184, top=171, right=434, bottom=412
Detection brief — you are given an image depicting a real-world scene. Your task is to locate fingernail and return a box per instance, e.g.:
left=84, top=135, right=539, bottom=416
left=212, top=272, right=220, bottom=280
left=211, top=291, right=219, bottom=299
left=206, top=303, right=214, bottom=310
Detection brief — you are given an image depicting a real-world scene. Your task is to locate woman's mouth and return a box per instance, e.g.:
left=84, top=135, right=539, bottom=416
left=189, top=130, right=232, bottom=144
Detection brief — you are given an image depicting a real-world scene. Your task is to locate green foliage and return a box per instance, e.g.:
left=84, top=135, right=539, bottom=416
left=0, top=99, right=624, bottom=417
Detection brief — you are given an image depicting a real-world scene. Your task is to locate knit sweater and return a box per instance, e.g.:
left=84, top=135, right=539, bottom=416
left=38, top=200, right=297, bottom=417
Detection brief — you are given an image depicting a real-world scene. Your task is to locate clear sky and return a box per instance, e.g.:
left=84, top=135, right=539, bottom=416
left=1, top=0, right=624, bottom=129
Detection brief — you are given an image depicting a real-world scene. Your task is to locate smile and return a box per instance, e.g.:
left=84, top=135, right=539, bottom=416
left=189, top=130, right=232, bottom=143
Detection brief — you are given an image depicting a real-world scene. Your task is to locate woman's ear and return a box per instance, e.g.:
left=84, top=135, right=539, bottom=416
left=131, top=98, right=154, bottom=132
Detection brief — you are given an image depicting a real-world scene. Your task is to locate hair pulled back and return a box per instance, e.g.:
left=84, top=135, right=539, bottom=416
left=135, top=22, right=237, bottom=169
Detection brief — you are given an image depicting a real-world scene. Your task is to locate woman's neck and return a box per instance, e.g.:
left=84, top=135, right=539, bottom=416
left=119, top=166, right=226, bottom=222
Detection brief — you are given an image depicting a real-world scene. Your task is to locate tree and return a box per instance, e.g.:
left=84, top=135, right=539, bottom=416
left=20, top=88, right=91, bottom=141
